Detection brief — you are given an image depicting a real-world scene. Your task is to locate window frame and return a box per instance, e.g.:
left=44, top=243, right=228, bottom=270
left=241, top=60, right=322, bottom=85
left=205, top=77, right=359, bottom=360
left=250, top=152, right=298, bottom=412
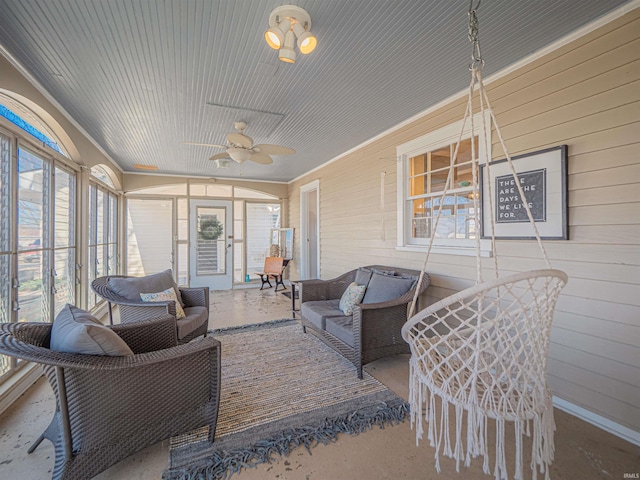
left=0, top=124, right=79, bottom=382
left=396, top=112, right=492, bottom=256
left=87, top=179, right=119, bottom=310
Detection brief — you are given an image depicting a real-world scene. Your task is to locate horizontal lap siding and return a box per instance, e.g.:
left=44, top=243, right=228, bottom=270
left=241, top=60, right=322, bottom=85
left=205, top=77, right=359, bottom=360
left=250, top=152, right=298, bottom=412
left=289, top=9, right=640, bottom=432
left=487, top=10, right=640, bottom=431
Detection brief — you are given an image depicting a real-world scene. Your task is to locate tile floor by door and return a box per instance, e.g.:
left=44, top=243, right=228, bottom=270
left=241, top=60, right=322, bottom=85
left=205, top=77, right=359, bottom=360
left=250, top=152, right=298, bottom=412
left=0, top=285, right=638, bottom=480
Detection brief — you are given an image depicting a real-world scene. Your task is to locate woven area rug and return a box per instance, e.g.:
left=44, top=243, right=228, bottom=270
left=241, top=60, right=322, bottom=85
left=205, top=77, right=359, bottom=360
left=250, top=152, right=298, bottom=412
left=163, top=319, right=408, bottom=480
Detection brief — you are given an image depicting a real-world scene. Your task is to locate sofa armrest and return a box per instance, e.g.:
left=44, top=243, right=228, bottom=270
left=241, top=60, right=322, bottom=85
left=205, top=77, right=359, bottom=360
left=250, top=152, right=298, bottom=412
left=299, top=279, right=332, bottom=302
left=299, top=270, right=357, bottom=302
left=180, top=287, right=209, bottom=309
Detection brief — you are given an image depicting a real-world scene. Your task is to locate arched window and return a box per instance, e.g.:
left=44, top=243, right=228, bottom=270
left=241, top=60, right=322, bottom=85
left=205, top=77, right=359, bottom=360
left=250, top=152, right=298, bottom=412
left=0, top=97, right=66, bottom=156
left=90, top=165, right=116, bottom=189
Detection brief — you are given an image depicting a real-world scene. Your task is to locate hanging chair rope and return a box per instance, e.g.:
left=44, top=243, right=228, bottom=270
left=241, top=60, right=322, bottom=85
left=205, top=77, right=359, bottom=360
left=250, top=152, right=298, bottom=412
left=408, top=0, right=552, bottom=318
left=403, top=3, right=568, bottom=479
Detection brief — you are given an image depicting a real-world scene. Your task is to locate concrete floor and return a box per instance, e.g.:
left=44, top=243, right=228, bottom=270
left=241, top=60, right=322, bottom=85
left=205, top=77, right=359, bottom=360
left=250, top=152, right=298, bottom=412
left=0, top=284, right=638, bottom=479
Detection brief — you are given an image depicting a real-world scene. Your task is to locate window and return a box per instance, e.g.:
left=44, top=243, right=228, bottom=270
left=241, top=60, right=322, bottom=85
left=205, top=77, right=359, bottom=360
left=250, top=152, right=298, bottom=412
left=90, top=165, right=116, bottom=189
left=125, top=198, right=173, bottom=279
left=87, top=182, right=118, bottom=309
left=0, top=127, right=76, bottom=381
left=0, top=101, right=65, bottom=155
left=245, top=203, right=281, bottom=273
left=397, top=113, right=491, bottom=255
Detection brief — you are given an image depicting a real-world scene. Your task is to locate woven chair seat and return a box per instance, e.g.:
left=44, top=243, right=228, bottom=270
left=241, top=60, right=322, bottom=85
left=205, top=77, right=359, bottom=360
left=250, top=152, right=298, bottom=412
left=91, top=274, right=209, bottom=344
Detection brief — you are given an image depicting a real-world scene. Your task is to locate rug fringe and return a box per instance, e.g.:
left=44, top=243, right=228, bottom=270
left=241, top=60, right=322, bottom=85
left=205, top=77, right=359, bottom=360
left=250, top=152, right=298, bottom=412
left=164, top=398, right=409, bottom=480
left=208, top=318, right=296, bottom=336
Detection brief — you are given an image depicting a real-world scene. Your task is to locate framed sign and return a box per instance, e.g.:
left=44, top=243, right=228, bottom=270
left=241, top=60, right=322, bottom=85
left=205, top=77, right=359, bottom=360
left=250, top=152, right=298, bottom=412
left=480, top=145, right=568, bottom=240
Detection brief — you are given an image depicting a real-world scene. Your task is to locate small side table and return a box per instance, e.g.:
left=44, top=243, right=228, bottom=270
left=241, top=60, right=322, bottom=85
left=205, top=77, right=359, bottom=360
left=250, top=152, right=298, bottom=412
left=290, top=281, right=300, bottom=318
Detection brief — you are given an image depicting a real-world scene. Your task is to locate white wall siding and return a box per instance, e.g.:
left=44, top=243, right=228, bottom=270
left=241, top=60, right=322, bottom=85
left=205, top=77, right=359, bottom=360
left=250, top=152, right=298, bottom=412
left=288, top=9, right=640, bottom=434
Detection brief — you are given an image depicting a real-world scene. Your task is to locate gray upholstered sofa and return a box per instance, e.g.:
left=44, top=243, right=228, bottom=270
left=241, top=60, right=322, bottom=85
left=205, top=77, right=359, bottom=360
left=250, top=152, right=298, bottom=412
left=91, top=269, right=209, bottom=344
left=298, top=265, right=430, bottom=378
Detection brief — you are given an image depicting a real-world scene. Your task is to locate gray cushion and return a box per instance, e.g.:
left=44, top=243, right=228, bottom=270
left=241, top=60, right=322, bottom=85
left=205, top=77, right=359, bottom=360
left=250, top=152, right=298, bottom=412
left=301, top=299, right=342, bottom=330
left=372, top=268, right=396, bottom=276
left=177, top=306, right=209, bottom=340
left=362, top=272, right=415, bottom=304
left=50, top=304, right=134, bottom=356
left=326, top=317, right=355, bottom=347
left=108, top=269, right=184, bottom=306
left=354, top=267, right=373, bottom=286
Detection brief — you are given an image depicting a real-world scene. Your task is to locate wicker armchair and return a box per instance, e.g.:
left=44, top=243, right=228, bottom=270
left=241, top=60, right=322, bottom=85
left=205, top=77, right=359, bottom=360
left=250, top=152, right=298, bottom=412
left=299, top=265, right=430, bottom=378
left=91, top=274, right=209, bottom=343
left=0, top=315, right=221, bottom=480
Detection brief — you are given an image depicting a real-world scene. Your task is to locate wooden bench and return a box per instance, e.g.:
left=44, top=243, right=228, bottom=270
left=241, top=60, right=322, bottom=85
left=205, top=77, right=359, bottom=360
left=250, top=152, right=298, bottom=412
left=255, top=257, right=288, bottom=291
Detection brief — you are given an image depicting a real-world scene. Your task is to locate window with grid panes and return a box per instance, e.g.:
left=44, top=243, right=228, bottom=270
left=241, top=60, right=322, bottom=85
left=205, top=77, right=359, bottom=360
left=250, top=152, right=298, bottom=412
left=396, top=114, right=490, bottom=253
left=408, top=137, right=478, bottom=241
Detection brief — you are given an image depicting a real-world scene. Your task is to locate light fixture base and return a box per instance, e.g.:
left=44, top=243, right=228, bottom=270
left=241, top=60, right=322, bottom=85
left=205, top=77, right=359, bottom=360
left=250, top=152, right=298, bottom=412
left=268, top=5, right=312, bottom=30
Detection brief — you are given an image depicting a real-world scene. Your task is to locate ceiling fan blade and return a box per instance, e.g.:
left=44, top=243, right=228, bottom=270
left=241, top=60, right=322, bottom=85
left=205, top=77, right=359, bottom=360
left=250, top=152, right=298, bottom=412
left=227, top=133, right=253, bottom=149
left=182, top=141, right=227, bottom=149
left=209, top=152, right=230, bottom=161
left=253, top=144, right=295, bottom=156
left=249, top=153, right=273, bottom=165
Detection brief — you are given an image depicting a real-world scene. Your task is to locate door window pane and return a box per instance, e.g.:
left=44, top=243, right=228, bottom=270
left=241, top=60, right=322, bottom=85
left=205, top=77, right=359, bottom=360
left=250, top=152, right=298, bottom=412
left=195, top=207, right=226, bottom=275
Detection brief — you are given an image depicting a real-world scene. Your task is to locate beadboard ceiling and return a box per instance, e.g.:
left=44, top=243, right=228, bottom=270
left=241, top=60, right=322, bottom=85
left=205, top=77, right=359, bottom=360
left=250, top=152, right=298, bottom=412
left=0, top=0, right=631, bottom=182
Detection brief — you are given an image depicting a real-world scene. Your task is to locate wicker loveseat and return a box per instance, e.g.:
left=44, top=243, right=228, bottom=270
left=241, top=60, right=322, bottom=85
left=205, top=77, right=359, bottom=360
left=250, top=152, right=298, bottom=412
left=0, top=314, right=221, bottom=480
left=91, top=269, right=209, bottom=343
left=298, top=265, right=430, bottom=378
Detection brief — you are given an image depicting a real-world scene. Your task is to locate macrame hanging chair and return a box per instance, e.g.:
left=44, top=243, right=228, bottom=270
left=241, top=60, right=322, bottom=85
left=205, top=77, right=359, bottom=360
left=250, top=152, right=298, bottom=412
left=401, top=3, right=568, bottom=480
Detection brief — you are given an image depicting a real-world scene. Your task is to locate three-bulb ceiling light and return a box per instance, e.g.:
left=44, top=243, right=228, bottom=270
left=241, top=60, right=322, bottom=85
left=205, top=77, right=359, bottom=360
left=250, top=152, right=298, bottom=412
left=264, top=5, right=317, bottom=63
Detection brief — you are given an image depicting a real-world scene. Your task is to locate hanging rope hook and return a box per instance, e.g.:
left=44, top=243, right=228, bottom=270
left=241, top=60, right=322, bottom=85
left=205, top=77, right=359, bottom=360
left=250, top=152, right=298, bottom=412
left=468, top=0, right=484, bottom=71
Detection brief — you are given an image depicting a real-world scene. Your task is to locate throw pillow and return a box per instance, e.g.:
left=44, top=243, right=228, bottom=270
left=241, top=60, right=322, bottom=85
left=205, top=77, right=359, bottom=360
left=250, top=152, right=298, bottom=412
left=362, top=273, right=415, bottom=304
left=50, top=304, right=134, bottom=356
left=108, top=269, right=184, bottom=306
left=339, top=282, right=367, bottom=315
left=354, top=267, right=373, bottom=287
left=140, top=287, right=186, bottom=319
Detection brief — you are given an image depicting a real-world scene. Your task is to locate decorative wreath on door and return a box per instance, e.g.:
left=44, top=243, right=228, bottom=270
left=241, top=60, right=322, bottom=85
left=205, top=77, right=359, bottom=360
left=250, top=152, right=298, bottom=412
left=198, top=218, right=223, bottom=240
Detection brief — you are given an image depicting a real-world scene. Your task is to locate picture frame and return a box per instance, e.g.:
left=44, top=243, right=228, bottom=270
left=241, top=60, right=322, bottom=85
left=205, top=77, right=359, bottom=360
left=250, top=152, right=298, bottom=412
left=480, top=145, right=568, bottom=240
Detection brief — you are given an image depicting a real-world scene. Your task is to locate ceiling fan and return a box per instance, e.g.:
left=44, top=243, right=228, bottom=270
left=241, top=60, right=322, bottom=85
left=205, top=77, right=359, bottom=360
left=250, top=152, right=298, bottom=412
left=185, top=122, right=295, bottom=165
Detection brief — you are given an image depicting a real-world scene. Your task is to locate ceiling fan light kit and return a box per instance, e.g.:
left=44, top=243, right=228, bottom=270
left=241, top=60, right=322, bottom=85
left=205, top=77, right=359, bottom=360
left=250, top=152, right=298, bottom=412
left=227, top=147, right=252, bottom=163
left=265, top=5, right=316, bottom=63
left=211, top=159, right=232, bottom=169
left=264, top=18, right=291, bottom=49
left=278, top=30, right=297, bottom=63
